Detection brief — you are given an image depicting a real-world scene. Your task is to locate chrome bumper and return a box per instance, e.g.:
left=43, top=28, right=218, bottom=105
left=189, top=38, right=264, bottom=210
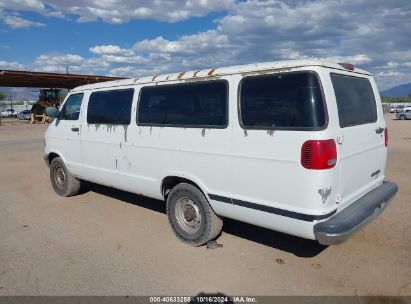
left=314, top=181, right=398, bottom=245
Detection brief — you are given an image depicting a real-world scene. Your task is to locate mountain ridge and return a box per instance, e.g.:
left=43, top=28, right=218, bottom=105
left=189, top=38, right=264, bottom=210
left=380, top=83, right=411, bottom=97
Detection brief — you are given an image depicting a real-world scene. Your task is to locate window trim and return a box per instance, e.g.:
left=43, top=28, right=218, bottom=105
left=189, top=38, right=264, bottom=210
left=59, top=92, right=84, bottom=121
left=330, top=73, right=378, bottom=128
left=136, top=79, right=229, bottom=129
left=237, top=70, right=328, bottom=131
left=86, top=88, right=135, bottom=125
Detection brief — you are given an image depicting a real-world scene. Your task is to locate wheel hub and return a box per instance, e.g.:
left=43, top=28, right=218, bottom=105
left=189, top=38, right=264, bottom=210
left=55, top=166, right=66, bottom=189
left=175, top=197, right=202, bottom=234
left=183, top=205, right=197, bottom=221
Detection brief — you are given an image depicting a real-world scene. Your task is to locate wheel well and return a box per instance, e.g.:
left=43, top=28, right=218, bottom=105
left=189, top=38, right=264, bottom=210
left=161, top=176, right=205, bottom=199
left=48, top=152, right=60, bottom=164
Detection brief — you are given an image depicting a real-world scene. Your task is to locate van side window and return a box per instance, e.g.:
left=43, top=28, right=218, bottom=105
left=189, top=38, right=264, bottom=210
left=137, top=81, right=228, bottom=127
left=331, top=74, right=377, bottom=128
left=240, top=72, right=326, bottom=129
left=60, top=93, right=84, bottom=120
left=87, top=89, right=134, bottom=124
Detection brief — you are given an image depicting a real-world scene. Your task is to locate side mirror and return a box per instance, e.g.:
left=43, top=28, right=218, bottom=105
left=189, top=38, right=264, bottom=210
left=45, top=107, right=59, bottom=118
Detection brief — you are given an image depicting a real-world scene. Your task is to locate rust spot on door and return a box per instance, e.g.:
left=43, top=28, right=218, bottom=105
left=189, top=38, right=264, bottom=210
left=177, top=72, right=185, bottom=79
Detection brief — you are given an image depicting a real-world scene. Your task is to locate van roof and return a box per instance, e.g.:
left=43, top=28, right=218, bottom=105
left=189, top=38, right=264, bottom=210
left=72, top=59, right=371, bottom=92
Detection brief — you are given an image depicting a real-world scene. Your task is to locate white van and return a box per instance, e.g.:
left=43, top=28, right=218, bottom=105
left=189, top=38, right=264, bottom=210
left=44, top=60, right=398, bottom=246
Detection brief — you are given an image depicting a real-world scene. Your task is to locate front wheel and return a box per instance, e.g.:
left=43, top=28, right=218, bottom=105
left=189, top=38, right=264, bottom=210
left=400, top=115, right=407, bottom=120
left=166, top=183, right=223, bottom=246
left=50, top=157, right=81, bottom=197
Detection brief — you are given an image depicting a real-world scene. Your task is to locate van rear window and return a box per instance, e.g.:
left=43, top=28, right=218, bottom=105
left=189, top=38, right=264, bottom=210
left=331, top=74, right=377, bottom=128
left=240, top=72, right=326, bottom=129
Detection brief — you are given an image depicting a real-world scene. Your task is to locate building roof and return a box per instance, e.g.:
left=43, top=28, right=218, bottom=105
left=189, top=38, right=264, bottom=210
left=0, top=69, right=125, bottom=89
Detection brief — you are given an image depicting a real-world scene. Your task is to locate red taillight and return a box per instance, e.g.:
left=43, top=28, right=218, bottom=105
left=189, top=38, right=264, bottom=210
left=384, top=127, right=388, bottom=147
left=301, top=139, right=337, bottom=170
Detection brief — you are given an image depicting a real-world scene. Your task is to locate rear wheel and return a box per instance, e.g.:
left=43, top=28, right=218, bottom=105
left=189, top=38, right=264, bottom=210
left=400, top=115, right=407, bottom=120
left=50, top=157, right=81, bottom=197
left=166, top=183, right=223, bottom=246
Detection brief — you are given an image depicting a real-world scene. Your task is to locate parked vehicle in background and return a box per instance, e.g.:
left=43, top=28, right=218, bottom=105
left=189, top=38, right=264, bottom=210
left=396, top=107, right=411, bottom=120
left=1, top=108, right=17, bottom=118
left=44, top=60, right=398, bottom=247
left=389, top=105, right=405, bottom=113
left=1, top=109, right=9, bottom=117
left=18, top=110, right=31, bottom=120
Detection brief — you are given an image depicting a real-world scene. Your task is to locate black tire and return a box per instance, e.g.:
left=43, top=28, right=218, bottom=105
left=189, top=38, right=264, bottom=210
left=50, top=157, right=81, bottom=197
left=166, top=183, right=223, bottom=246
left=400, top=115, right=407, bottom=120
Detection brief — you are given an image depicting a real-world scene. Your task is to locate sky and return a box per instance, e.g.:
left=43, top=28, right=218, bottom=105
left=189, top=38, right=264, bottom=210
left=0, top=0, right=410, bottom=91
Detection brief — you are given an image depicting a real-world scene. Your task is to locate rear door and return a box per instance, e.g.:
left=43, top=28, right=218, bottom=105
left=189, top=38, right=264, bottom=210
left=331, top=73, right=386, bottom=207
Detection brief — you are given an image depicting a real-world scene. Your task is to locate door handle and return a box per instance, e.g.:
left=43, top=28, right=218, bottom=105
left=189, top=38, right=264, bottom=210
left=375, top=127, right=384, bottom=134
left=71, top=127, right=80, bottom=132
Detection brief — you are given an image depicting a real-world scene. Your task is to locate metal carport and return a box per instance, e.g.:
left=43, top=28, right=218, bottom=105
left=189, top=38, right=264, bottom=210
left=0, top=70, right=125, bottom=89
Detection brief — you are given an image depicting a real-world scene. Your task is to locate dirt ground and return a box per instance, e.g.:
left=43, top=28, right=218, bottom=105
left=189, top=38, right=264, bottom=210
left=0, top=115, right=410, bottom=296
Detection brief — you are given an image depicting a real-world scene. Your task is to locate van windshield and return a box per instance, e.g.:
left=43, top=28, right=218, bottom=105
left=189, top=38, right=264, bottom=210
left=240, top=72, right=326, bottom=129
left=331, top=74, right=377, bottom=128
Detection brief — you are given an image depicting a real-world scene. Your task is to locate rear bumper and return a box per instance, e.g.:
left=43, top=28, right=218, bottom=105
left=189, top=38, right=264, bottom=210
left=314, top=181, right=398, bottom=245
